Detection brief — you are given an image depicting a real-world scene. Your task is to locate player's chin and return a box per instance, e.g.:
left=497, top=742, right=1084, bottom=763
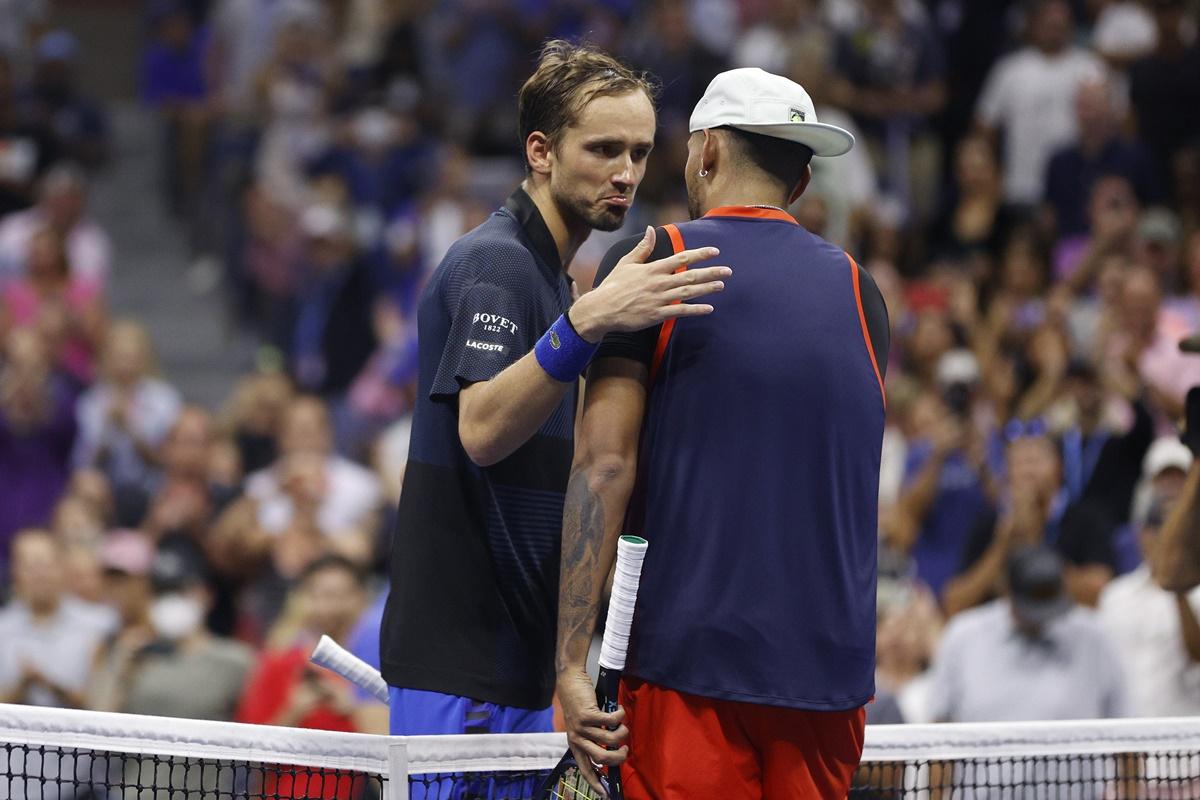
left=587, top=206, right=629, bottom=233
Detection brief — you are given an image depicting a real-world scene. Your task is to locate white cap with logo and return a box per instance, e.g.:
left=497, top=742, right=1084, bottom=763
left=689, top=67, right=855, bottom=158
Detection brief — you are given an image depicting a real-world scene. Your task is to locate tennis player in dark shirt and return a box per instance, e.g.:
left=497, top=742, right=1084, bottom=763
left=380, top=41, right=730, bottom=737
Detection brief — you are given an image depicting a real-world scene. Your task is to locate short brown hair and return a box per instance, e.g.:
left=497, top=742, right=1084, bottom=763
left=518, top=40, right=658, bottom=171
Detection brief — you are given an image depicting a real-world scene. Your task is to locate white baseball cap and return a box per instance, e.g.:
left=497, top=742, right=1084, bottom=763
left=1143, top=436, right=1193, bottom=479
left=689, top=68, right=855, bottom=158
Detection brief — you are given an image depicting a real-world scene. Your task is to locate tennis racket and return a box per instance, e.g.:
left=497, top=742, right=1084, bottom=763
left=309, top=634, right=390, bottom=704
left=539, top=534, right=649, bottom=800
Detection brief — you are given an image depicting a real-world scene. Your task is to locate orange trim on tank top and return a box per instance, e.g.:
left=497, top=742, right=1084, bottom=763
left=702, top=206, right=798, bottom=224
left=847, top=252, right=886, bottom=408
left=649, top=224, right=686, bottom=383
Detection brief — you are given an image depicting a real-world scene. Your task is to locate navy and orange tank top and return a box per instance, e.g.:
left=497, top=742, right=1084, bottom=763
left=592, top=206, right=888, bottom=711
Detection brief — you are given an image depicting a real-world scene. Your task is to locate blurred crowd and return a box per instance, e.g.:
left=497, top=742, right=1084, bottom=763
left=1, top=0, right=1200, bottom=739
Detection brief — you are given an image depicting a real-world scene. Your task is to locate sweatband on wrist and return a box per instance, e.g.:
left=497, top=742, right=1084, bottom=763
left=535, top=313, right=598, bottom=382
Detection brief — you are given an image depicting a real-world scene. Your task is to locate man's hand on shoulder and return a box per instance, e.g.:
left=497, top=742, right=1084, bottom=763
left=568, top=226, right=731, bottom=344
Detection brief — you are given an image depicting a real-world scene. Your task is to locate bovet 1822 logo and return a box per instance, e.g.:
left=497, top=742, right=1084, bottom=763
left=472, top=312, right=519, bottom=336
left=466, top=340, right=505, bottom=353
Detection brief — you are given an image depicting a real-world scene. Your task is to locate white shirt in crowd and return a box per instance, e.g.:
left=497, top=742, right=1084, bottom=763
left=0, top=208, right=113, bottom=287
left=73, top=378, right=184, bottom=488
left=0, top=597, right=116, bottom=706
left=246, top=455, right=382, bottom=537
left=928, top=600, right=1127, bottom=723
left=976, top=46, right=1106, bottom=205
left=1098, top=565, right=1200, bottom=717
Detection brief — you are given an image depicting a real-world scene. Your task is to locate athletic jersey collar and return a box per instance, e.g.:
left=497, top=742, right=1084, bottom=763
left=502, top=187, right=566, bottom=286
left=703, top=205, right=799, bottom=225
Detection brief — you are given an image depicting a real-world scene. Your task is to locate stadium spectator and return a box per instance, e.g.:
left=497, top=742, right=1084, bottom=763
left=21, top=30, right=109, bottom=169
left=251, top=3, right=337, bottom=204
left=236, top=554, right=367, bottom=731
left=288, top=203, right=378, bottom=397
left=141, top=0, right=214, bottom=220
left=943, top=419, right=1118, bottom=614
left=829, top=0, right=946, bottom=220
left=0, top=329, right=78, bottom=567
left=1, top=226, right=105, bottom=384
left=0, top=529, right=114, bottom=707
left=891, top=387, right=992, bottom=600
left=210, top=395, right=380, bottom=637
left=1100, top=458, right=1200, bottom=717
left=0, top=163, right=112, bottom=287
left=137, top=406, right=229, bottom=543
left=1057, top=359, right=1154, bottom=527
left=1043, top=80, right=1161, bottom=240
left=875, top=582, right=942, bottom=724
left=623, top=0, right=725, bottom=127
left=1127, top=0, right=1200, bottom=188
left=222, top=370, right=294, bottom=475
left=1112, top=265, right=1200, bottom=423
left=88, top=530, right=157, bottom=712
left=101, top=544, right=252, bottom=720
left=929, top=134, right=1016, bottom=274
left=0, top=54, right=55, bottom=217
left=975, top=0, right=1105, bottom=209
left=929, top=546, right=1126, bottom=722
left=73, top=320, right=182, bottom=491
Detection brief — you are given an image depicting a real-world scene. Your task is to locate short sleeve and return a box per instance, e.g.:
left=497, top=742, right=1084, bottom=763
left=976, top=58, right=1011, bottom=126
left=591, top=230, right=675, bottom=367
left=430, top=277, right=533, bottom=402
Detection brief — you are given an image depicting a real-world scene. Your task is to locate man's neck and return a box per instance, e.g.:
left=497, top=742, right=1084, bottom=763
left=27, top=597, right=61, bottom=621
left=523, top=179, right=588, bottom=270
left=703, top=179, right=791, bottom=215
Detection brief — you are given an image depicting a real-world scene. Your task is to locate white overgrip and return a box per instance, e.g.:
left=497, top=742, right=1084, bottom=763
left=310, top=634, right=391, bottom=704
left=597, top=535, right=649, bottom=671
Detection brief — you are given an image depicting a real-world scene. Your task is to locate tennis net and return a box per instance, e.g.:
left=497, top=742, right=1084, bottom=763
left=2, top=704, right=1200, bottom=798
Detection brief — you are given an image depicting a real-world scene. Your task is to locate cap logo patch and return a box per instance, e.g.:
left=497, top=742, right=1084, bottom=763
left=789, top=107, right=806, bottom=122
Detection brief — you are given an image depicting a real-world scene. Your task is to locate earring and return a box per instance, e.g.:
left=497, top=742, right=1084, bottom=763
left=698, top=169, right=709, bottom=178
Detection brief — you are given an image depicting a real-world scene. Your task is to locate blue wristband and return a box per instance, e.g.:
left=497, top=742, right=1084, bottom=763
left=535, top=313, right=598, bottom=382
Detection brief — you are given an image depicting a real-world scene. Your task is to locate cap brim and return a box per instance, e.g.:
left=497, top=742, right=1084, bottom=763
left=729, top=122, right=855, bottom=157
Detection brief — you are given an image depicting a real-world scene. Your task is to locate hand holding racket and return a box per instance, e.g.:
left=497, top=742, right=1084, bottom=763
left=541, top=535, right=648, bottom=800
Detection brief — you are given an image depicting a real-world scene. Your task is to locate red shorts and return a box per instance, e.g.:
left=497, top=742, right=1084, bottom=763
left=618, top=678, right=866, bottom=800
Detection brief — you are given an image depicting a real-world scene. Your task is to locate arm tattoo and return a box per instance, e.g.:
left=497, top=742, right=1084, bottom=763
left=557, top=466, right=606, bottom=673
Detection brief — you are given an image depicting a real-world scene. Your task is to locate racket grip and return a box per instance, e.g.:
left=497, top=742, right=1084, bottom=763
left=596, top=666, right=624, bottom=800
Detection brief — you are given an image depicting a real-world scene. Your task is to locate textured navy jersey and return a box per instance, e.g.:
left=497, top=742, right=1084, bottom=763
left=594, top=207, right=889, bottom=711
left=381, top=189, right=575, bottom=709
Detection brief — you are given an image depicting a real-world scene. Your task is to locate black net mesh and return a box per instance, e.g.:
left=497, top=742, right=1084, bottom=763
left=852, top=752, right=1200, bottom=799
left=0, top=743, right=385, bottom=800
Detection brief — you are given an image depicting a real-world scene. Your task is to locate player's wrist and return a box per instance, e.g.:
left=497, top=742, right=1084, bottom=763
left=535, top=314, right=599, bottom=383
left=567, top=297, right=604, bottom=344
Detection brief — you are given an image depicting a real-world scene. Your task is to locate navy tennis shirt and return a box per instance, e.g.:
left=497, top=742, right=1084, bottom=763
left=381, top=188, right=575, bottom=709
left=595, top=207, right=889, bottom=711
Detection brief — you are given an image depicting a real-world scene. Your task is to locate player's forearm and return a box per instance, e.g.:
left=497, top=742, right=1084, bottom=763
left=1176, top=592, right=1200, bottom=663
left=943, top=537, right=1007, bottom=616
left=1154, top=462, right=1200, bottom=592
left=556, top=455, right=637, bottom=675
left=458, top=352, right=573, bottom=467
left=898, top=453, right=948, bottom=526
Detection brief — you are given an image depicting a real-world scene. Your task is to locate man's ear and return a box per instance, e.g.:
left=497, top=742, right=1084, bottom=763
left=525, top=131, right=553, bottom=176
left=788, top=164, right=814, bottom=205
left=700, top=129, right=719, bottom=175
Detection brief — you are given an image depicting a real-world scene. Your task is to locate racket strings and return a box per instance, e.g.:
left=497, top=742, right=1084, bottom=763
left=549, top=769, right=607, bottom=800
